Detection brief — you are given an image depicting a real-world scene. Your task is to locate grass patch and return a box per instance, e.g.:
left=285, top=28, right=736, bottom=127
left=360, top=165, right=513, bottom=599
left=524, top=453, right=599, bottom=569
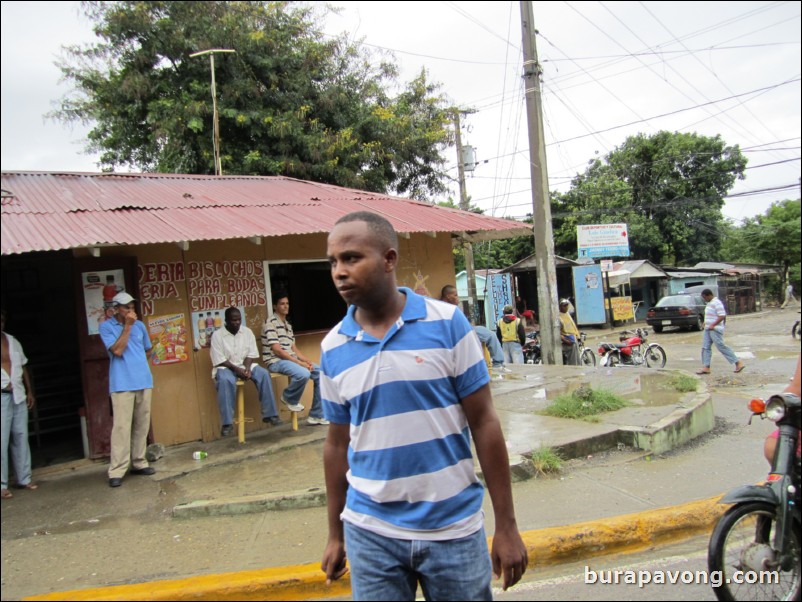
left=530, top=446, right=562, bottom=476
left=541, top=385, right=629, bottom=420
left=667, top=373, right=698, bottom=393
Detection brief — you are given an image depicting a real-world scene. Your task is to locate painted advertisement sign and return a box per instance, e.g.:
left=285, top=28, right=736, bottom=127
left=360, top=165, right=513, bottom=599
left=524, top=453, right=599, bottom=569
left=577, top=224, right=630, bottom=259
left=488, top=273, right=514, bottom=324
left=147, top=314, right=189, bottom=366
left=82, top=269, right=125, bottom=335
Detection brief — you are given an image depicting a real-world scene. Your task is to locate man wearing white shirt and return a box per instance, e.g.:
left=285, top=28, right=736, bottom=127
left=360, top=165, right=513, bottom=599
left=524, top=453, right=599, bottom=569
left=210, top=307, right=284, bottom=436
left=1, top=308, right=37, bottom=499
left=696, top=289, right=744, bottom=375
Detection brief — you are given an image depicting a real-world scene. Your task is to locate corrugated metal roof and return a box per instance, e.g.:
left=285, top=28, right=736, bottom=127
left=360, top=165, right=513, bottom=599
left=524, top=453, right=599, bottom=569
left=1, top=172, right=532, bottom=255
left=501, top=254, right=578, bottom=272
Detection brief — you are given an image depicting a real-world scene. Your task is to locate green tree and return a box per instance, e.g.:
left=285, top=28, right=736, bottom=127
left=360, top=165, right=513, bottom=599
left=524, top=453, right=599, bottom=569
left=723, top=199, right=801, bottom=289
left=51, top=1, right=452, bottom=199
left=550, top=131, right=747, bottom=264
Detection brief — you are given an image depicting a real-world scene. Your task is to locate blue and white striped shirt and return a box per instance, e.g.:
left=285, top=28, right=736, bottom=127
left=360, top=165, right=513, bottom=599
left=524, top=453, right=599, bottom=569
left=320, top=287, right=490, bottom=541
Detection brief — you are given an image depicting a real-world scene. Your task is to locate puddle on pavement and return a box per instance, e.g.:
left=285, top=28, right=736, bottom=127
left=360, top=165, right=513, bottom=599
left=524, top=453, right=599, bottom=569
left=747, top=349, right=800, bottom=361
left=174, top=443, right=326, bottom=502
left=499, top=371, right=688, bottom=407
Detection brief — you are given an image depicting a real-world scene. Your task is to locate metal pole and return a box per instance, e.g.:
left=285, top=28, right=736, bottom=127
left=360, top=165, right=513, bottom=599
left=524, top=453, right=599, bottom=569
left=453, top=110, right=479, bottom=325
left=210, top=54, right=221, bottom=176
left=190, top=49, right=236, bottom=176
left=520, top=1, right=561, bottom=364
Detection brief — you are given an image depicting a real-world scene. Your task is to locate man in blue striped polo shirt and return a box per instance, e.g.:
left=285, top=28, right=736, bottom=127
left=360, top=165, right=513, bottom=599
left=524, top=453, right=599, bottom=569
left=320, top=211, right=527, bottom=600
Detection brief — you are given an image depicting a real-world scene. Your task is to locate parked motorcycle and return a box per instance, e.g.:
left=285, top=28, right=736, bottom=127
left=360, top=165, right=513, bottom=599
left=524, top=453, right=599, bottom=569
left=524, top=331, right=595, bottom=366
left=707, top=392, right=801, bottom=601
left=577, top=331, right=596, bottom=367
left=793, top=311, right=800, bottom=340
left=597, top=327, right=666, bottom=368
left=523, top=331, right=541, bottom=365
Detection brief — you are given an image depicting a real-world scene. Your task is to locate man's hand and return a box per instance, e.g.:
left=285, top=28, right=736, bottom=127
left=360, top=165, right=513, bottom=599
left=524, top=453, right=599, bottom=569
left=124, top=310, right=138, bottom=326
left=26, top=393, right=35, bottom=410
left=321, top=540, right=348, bottom=585
left=491, top=526, right=528, bottom=591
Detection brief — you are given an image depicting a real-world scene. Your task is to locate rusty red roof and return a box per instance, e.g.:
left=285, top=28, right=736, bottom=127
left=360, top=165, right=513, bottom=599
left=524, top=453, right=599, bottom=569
left=1, top=172, right=531, bottom=255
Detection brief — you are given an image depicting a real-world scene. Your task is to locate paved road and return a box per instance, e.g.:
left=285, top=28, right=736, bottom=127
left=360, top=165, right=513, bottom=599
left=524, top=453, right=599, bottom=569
left=494, top=535, right=717, bottom=601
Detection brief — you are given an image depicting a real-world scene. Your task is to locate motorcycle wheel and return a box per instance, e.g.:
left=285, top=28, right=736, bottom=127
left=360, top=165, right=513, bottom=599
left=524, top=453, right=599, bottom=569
left=793, top=321, right=800, bottom=340
left=645, top=344, right=666, bottom=368
left=580, top=348, right=596, bottom=367
left=708, top=501, right=800, bottom=601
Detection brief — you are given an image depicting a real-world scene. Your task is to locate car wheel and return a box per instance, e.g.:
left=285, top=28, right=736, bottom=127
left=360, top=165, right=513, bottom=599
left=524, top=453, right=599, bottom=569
left=694, top=315, right=704, bottom=331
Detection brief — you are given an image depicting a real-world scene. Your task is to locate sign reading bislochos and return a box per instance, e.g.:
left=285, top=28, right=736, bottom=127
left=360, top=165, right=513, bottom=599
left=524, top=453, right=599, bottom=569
left=577, top=224, right=630, bottom=259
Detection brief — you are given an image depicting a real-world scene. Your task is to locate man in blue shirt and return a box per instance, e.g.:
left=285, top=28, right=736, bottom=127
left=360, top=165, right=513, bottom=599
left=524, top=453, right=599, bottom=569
left=320, top=212, right=527, bottom=600
left=99, top=292, right=155, bottom=488
left=439, top=284, right=509, bottom=374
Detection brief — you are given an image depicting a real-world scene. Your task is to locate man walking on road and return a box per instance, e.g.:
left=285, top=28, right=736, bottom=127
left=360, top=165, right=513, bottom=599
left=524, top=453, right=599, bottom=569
left=781, top=283, right=798, bottom=309
left=320, top=211, right=527, bottom=600
left=697, top=289, right=744, bottom=375
left=99, top=293, right=155, bottom=488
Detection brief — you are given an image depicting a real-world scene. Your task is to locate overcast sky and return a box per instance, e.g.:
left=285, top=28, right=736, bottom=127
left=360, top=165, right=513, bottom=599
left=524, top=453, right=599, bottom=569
left=1, top=1, right=800, bottom=223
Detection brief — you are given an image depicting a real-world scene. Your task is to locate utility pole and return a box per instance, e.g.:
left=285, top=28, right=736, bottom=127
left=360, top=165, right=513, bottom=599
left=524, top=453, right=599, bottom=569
left=190, top=48, right=236, bottom=176
left=520, top=1, right=562, bottom=364
left=453, top=109, right=479, bottom=326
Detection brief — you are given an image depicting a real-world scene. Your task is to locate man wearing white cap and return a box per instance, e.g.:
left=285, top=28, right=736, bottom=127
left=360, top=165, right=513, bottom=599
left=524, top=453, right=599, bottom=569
left=98, top=292, right=155, bottom=488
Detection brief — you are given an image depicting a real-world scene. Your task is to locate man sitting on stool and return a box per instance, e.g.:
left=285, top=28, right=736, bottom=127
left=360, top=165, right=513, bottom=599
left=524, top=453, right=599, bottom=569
left=261, top=293, right=327, bottom=426
left=210, top=307, right=286, bottom=436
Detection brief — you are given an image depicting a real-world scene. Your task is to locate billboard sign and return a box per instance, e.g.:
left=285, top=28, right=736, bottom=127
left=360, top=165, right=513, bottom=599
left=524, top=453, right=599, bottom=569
left=577, top=224, right=630, bottom=259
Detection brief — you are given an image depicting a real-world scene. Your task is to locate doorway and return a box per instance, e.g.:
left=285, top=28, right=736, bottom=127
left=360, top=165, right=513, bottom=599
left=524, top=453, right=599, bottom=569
left=1, top=251, right=85, bottom=468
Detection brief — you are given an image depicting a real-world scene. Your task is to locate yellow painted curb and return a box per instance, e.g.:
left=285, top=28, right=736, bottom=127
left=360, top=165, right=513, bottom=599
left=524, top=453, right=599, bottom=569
left=23, top=563, right=352, bottom=601
left=520, top=495, right=726, bottom=567
left=25, top=496, right=727, bottom=601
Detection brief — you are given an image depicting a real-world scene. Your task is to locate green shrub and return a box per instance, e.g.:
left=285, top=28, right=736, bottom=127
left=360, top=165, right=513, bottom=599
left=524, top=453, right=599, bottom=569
left=542, top=386, right=629, bottom=420
left=668, top=373, right=698, bottom=393
left=530, top=446, right=562, bottom=475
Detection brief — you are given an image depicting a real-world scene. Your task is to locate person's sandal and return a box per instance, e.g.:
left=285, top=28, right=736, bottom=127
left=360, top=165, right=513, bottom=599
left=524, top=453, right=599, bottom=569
left=695, top=369, right=711, bottom=375
left=1, top=489, right=12, bottom=499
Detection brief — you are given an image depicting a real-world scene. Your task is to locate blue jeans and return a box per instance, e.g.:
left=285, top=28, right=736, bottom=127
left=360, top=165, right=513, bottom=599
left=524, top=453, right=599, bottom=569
left=473, top=326, right=505, bottom=367
left=267, top=360, right=323, bottom=419
left=214, top=365, right=277, bottom=426
left=502, top=341, right=524, bottom=364
left=701, top=328, right=738, bottom=368
left=2, top=391, right=32, bottom=490
left=344, top=522, right=492, bottom=601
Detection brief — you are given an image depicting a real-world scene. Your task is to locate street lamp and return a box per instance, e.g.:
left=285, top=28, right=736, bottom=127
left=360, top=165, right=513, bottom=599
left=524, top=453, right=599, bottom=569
left=189, top=48, right=236, bottom=176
